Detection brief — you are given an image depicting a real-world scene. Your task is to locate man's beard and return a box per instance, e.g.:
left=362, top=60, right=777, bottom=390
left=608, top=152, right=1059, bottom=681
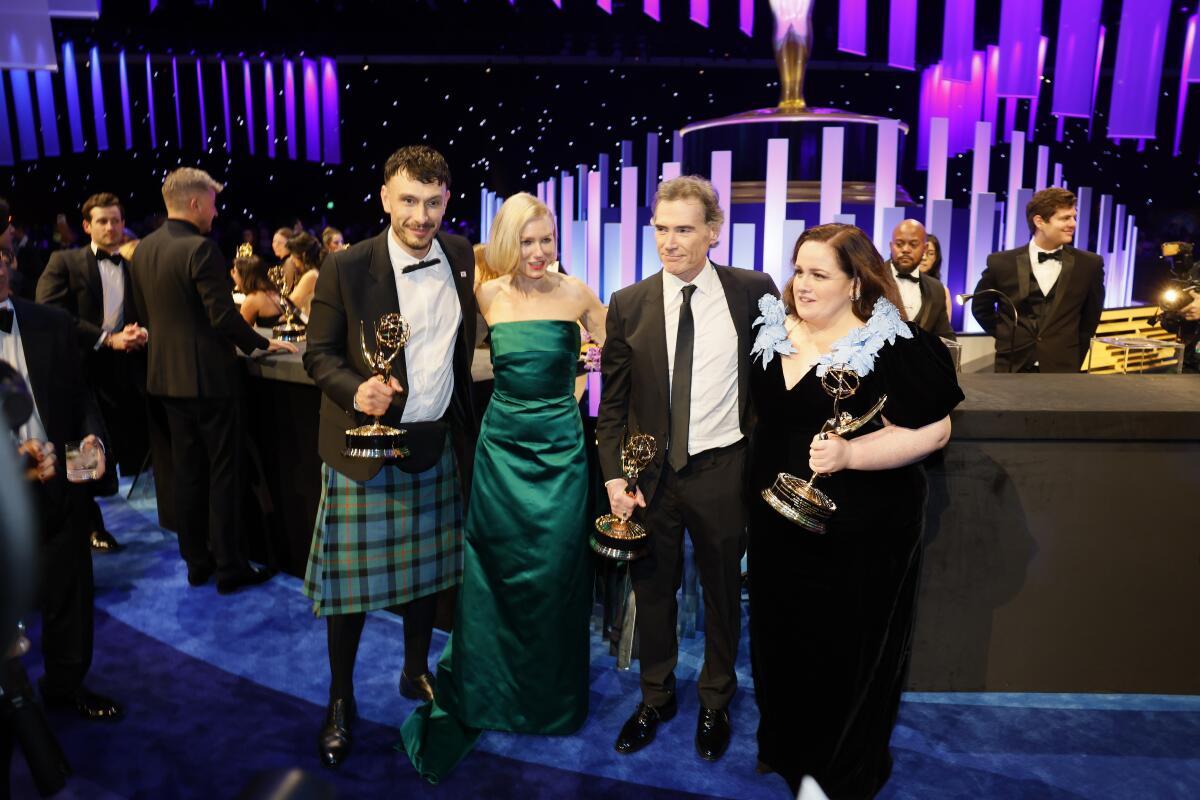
left=392, top=220, right=435, bottom=251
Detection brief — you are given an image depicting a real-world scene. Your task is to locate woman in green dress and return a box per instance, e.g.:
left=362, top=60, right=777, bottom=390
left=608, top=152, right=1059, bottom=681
left=400, top=192, right=606, bottom=782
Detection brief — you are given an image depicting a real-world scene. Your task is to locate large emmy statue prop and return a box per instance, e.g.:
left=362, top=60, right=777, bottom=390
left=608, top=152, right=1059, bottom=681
left=264, top=259, right=308, bottom=343
left=762, top=366, right=887, bottom=533
left=343, top=313, right=412, bottom=459
left=591, top=433, right=657, bottom=561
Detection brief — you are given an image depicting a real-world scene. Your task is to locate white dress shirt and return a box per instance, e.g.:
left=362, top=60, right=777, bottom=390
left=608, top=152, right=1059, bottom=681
left=0, top=298, right=50, bottom=445
left=91, top=242, right=126, bottom=348
left=662, top=261, right=742, bottom=456
left=386, top=232, right=462, bottom=423
left=892, top=263, right=923, bottom=320
left=1028, top=240, right=1064, bottom=296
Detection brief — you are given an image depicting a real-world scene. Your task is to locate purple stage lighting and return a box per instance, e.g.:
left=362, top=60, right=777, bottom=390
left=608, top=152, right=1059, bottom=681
left=9, top=71, right=38, bottom=161
left=838, top=0, right=867, bottom=56
left=598, top=0, right=611, bottom=15
left=997, top=0, right=1042, bottom=98
left=171, top=57, right=182, bottom=148
left=303, top=58, right=320, bottom=162
left=1108, top=0, right=1171, bottom=139
left=62, top=43, right=85, bottom=152
left=34, top=70, right=59, bottom=157
left=264, top=61, right=276, bottom=158
left=1051, top=0, right=1102, bottom=118
left=220, top=60, right=232, bottom=154
left=283, top=60, right=297, bottom=159
left=90, top=46, right=109, bottom=151
left=690, top=0, right=708, bottom=28
left=0, top=76, right=13, bottom=165
left=643, top=0, right=659, bottom=22
left=196, top=59, right=208, bottom=151
left=243, top=60, right=255, bottom=155
left=145, top=55, right=157, bottom=148
left=888, top=0, right=916, bottom=70
left=1174, top=15, right=1198, bottom=156
left=1088, top=25, right=1106, bottom=139
left=118, top=51, right=133, bottom=149
left=942, top=1, right=975, bottom=81
left=320, top=57, right=340, bottom=164
left=739, top=0, right=753, bottom=36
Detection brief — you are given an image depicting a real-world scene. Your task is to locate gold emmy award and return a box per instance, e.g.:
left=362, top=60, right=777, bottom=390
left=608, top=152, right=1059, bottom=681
left=343, top=313, right=412, bottom=459
left=761, top=366, right=887, bottom=533
left=265, top=261, right=308, bottom=343
left=591, top=433, right=657, bottom=561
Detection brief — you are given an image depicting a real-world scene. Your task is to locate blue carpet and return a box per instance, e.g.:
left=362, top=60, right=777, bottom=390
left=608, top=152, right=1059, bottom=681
left=7, top=482, right=1200, bottom=799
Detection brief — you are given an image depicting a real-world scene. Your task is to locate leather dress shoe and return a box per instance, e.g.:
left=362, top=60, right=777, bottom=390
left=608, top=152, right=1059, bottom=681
left=39, top=682, right=122, bottom=721
left=216, top=565, right=275, bottom=595
left=399, top=670, right=436, bottom=702
left=187, top=565, right=215, bottom=587
left=90, top=530, right=122, bottom=552
left=695, top=706, right=731, bottom=761
left=614, top=695, right=677, bottom=755
left=318, top=697, right=356, bottom=767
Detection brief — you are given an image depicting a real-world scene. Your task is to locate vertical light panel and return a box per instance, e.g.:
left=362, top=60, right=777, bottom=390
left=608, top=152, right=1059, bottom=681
left=302, top=58, right=320, bottom=162
left=1107, top=204, right=1126, bottom=306
left=586, top=171, right=601, bottom=295
left=942, top=2, right=975, bottom=81
left=242, top=61, right=255, bottom=155
left=575, top=165, right=587, bottom=212
left=644, top=133, right=659, bottom=205
left=731, top=223, right=756, bottom=270
left=620, top=139, right=633, bottom=168
left=672, top=130, right=682, bottom=163
left=283, top=60, right=297, bottom=159
left=641, top=225, right=658, bottom=280
left=873, top=119, right=900, bottom=254
left=927, top=117, right=949, bottom=201
left=927, top=198, right=954, bottom=288
left=661, top=161, right=681, bottom=181
left=619, top=166, right=638, bottom=292
left=536, top=182, right=546, bottom=205
left=561, top=173, right=575, bottom=274
left=321, top=58, right=340, bottom=164
left=1173, top=16, right=1198, bottom=156
left=170, top=57, right=182, bottom=148
left=264, top=61, right=276, bottom=158
left=62, top=43, right=85, bottom=152
left=972, top=121, right=992, bottom=194
left=34, top=70, right=60, bottom=157
left=888, top=0, right=917, bottom=70
left=1034, top=145, right=1049, bottom=190
left=602, top=223, right=621, bottom=301
left=9, top=71, right=38, bottom=161
left=997, top=0, right=1043, bottom=97
left=1088, top=26, right=1106, bottom=138
left=644, top=0, right=660, bottom=22
left=983, top=45, right=1001, bottom=132
left=1027, top=37, right=1050, bottom=134
left=1095, top=193, right=1113, bottom=258
left=838, top=0, right=867, bottom=56
left=1052, top=162, right=1063, bottom=187
left=1051, top=0, right=1102, bottom=118
left=1075, top=187, right=1092, bottom=251
left=819, top=127, right=844, bottom=224
left=546, top=178, right=556, bottom=225
left=145, top=55, right=157, bottom=148
left=710, top=150, right=732, bottom=264
left=763, top=138, right=790, bottom=289
left=480, top=188, right=489, bottom=243
left=219, top=60, right=232, bottom=154
left=90, top=46, right=109, bottom=151
left=964, top=192, right=997, bottom=333
left=195, top=59, right=208, bottom=151
left=1004, top=131, right=1026, bottom=249
left=1108, top=0, right=1171, bottom=139
left=689, top=0, right=708, bottom=27
left=0, top=76, right=13, bottom=165
left=118, top=51, right=133, bottom=149
left=1124, top=224, right=1138, bottom=306
left=598, top=0, right=612, bottom=13
left=740, top=0, right=754, bottom=37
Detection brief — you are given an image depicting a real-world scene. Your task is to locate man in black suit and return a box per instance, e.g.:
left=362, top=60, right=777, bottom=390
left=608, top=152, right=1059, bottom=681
left=0, top=201, right=121, bottom=720
left=129, top=168, right=296, bottom=594
left=598, top=176, right=777, bottom=763
left=972, top=187, right=1105, bottom=372
left=887, top=219, right=955, bottom=340
left=302, top=145, right=477, bottom=767
left=37, top=192, right=149, bottom=552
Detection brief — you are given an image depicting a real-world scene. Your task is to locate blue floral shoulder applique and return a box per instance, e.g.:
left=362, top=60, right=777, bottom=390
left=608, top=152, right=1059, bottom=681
left=750, top=293, right=796, bottom=368
left=814, top=297, right=912, bottom=377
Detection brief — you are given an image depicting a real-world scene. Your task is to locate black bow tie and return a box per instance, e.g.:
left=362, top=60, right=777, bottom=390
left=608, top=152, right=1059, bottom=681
left=402, top=257, right=441, bottom=275
left=895, top=270, right=921, bottom=283
left=1037, top=250, right=1062, bottom=263
left=97, top=250, right=124, bottom=266
left=0, top=307, right=13, bottom=334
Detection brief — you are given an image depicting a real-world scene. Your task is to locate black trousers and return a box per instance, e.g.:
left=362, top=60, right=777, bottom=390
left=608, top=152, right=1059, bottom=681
left=36, top=498, right=94, bottom=697
left=159, top=396, right=248, bottom=580
left=630, top=440, right=747, bottom=710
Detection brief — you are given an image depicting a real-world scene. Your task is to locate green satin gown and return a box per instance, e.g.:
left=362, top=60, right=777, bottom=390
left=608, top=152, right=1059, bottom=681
left=400, top=320, right=592, bottom=783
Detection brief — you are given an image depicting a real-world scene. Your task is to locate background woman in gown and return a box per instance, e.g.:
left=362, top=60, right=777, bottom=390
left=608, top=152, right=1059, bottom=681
left=401, top=192, right=606, bottom=783
left=746, top=224, right=963, bottom=798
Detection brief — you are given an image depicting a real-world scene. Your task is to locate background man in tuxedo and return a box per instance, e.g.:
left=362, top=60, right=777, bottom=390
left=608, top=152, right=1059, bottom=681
left=37, top=193, right=149, bottom=552
left=0, top=199, right=121, bottom=721
left=130, top=168, right=296, bottom=595
left=887, top=219, right=955, bottom=340
left=972, top=187, right=1105, bottom=372
left=598, top=176, right=777, bottom=763
left=302, top=145, right=477, bottom=767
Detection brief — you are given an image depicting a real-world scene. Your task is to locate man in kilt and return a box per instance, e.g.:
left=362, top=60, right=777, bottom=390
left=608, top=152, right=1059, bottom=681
left=302, top=146, right=477, bottom=767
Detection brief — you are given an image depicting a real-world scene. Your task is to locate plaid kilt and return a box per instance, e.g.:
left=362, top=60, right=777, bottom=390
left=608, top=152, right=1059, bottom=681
left=303, top=442, right=464, bottom=617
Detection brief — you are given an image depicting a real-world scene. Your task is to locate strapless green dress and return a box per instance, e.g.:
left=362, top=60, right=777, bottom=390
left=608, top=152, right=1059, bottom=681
left=400, top=320, right=592, bottom=783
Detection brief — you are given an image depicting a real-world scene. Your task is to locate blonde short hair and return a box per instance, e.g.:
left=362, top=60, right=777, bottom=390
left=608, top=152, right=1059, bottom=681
left=484, top=193, right=556, bottom=277
left=652, top=175, right=725, bottom=233
left=161, top=167, right=224, bottom=210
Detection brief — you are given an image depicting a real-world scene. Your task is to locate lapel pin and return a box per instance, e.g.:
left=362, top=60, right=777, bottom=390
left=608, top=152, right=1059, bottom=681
left=459, top=271, right=467, bottom=278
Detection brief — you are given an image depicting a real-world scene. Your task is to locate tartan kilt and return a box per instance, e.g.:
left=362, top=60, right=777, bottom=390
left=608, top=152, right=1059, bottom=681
left=303, top=441, right=464, bottom=617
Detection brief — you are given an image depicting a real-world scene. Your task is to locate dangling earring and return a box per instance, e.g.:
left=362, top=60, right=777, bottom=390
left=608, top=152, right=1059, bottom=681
left=851, top=282, right=860, bottom=302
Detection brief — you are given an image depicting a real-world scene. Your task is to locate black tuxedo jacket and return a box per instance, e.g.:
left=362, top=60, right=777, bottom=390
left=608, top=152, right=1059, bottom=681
left=596, top=264, right=779, bottom=504
left=887, top=260, right=955, bottom=341
left=8, top=298, right=108, bottom=535
left=971, top=245, right=1104, bottom=373
left=36, top=246, right=139, bottom=353
left=303, top=230, right=478, bottom=484
left=130, top=219, right=269, bottom=398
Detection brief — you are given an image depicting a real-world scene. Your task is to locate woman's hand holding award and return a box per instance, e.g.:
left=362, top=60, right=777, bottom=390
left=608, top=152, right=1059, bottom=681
left=343, top=313, right=412, bottom=459
left=591, top=432, right=657, bottom=560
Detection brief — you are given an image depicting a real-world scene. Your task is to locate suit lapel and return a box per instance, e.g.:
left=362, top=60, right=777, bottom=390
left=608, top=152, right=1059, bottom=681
left=914, top=275, right=934, bottom=329
left=83, top=247, right=103, bottom=306
left=714, top=265, right=749, bottom=421
left=1015, top=248, right=1032, bottom=303
left=1043, top=247, right=1076, bottom=323
left=641, top=271, right=670, bottom=407
left=12, top=300, right=54, bottom=425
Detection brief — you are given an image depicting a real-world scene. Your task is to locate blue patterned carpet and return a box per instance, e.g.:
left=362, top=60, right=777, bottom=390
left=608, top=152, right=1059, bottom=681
left=8, top=482, right=1200, bottom=799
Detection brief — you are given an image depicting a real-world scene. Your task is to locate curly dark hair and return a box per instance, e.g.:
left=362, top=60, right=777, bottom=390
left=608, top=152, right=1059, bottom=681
left=383, top=145, right=451, bottom=188
left=286, top=232, right=325, bottom=274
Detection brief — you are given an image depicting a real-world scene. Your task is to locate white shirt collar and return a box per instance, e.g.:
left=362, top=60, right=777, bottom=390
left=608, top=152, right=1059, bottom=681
left=662, top=259, right=719, bottom=296
left=0, top=297, right=13, bottom=312
left=1029, top=239, right=1063, bottom=258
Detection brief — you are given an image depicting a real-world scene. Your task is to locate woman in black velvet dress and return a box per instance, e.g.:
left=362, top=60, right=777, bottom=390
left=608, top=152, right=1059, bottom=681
left=746, top=224, right=963, bottom=798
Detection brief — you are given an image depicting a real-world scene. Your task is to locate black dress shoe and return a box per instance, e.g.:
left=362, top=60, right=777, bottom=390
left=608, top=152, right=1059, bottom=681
left=318, top=697, right=356, bottom=767
left=90, top=530, right=122, bottom=552
left=399, top=670, right=436, bottom=702
left=695, top=706, right=731, bottom=762
left=187, top=565, right=215, bottom=586
left=614, top=695, right=677, bottom=755
left=39, top=682, right=122, bottom=721
left=216, top=565, right=275, bottom=595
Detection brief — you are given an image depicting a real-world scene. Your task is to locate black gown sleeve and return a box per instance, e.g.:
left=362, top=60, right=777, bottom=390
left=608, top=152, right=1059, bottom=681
left=875, top=324, right=965, bottom=429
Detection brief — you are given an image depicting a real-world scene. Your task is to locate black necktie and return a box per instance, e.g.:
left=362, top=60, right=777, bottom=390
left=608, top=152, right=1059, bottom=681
left=402, top=257, right=441, bottom=275
left=98, top=250, right=124, bottom=267
left=668, top=284, right=697, bottom=473
left=0, top=307, right=12, bottom=334
left=1037, top=250, right=1062, bottom=263
left=895, top=270, right=920, bottom=283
